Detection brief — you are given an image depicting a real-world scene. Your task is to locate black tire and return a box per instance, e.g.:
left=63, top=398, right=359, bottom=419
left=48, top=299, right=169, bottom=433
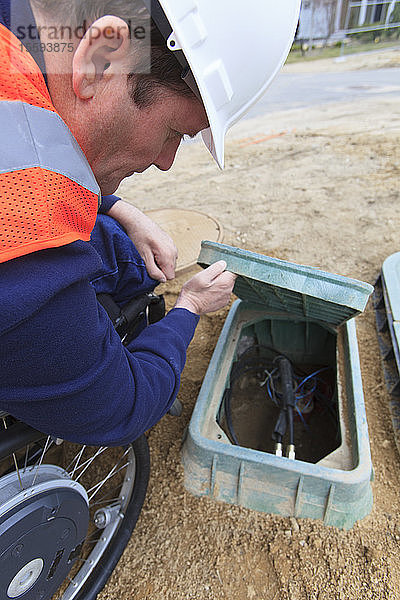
left=74, top=434, right=150, bottom=600
left=0, top=420, right=150, bottom=600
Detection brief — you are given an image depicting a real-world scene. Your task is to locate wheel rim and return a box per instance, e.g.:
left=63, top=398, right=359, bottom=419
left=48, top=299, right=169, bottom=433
left=60, top=444, right=136, bottom=599
left=0, top=426, right=136, bottom=600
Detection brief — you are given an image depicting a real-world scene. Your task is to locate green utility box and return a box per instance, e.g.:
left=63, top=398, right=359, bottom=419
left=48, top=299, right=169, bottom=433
left=182, top=242, right=374, bottom=529
left=374, top=252, right=400, bottom=453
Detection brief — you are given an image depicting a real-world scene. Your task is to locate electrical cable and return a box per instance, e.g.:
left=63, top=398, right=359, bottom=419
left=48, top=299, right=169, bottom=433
left=277, top=357, right=296, bottom=458
left=294, top=367, right=330, bottom=395
left=221, top=388, right=240, bottom=445
left=218, top=345, right=336, bottom=453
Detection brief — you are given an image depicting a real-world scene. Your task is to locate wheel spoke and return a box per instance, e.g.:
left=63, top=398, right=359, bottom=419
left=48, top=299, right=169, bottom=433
left=74, top=557, right=90, bottom=564
left=12, top=454, right=23, bottom=488
left=87, top=460, right=130, bottom=502
left=2, top=416, right=23, bottom=489
left=70, top=447, right=108, bottom=482
left=23, top=443, right=30, bottom=473
left=31, top=436, right=52, bottom=486
left=91, top=496, right=123, bottom=507
left=83, top=536, right=102, bottom=545
left=67, top=445, right=86, bottom=479
left=84, top=447, right=130, bottom=495
left=27, top=438, right=54, bottom=474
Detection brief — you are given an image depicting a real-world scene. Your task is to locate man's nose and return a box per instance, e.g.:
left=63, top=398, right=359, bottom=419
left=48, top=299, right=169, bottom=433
left=154, top=137, right=182, bottom=171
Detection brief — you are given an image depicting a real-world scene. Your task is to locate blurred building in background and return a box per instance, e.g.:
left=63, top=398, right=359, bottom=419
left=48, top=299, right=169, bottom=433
left=297, top=0, right=399, bottom=44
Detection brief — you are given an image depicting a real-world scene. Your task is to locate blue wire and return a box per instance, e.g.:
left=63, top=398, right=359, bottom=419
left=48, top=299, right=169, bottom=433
left=295, top=404, right=309, bottom=429
left=295, top=379, right=317, bottom=400
left=266, top=377, right=280, bottom=407
left=265, top=365, right=333, bottom=424
left=295, top=367, right=330, bottom=393
left=293, top=368, right=331, bottom=420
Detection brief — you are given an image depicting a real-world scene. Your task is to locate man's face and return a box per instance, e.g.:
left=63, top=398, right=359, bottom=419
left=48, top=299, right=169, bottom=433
left=73, top=78, right=209, bottom=196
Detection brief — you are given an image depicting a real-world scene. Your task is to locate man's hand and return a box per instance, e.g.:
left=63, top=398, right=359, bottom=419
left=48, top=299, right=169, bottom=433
left=107, top=200, right=178, bottom=282
left=175, top=261, right=237, bottom=315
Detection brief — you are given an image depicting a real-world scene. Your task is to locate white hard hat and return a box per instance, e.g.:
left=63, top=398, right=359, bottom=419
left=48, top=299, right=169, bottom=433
left=147, top=0, right=301, bottom=168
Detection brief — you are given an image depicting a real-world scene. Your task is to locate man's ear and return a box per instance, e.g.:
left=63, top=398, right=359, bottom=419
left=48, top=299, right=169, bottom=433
left=72, top=16, right=131, bottom=99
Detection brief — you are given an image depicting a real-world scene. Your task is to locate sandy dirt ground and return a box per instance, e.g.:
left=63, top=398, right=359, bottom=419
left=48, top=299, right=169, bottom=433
left=100, top=49, right=400, bottom=600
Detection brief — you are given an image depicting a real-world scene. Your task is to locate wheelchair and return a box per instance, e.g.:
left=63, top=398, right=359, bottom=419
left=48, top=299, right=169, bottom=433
left=0, top=292, right=166, bottom=600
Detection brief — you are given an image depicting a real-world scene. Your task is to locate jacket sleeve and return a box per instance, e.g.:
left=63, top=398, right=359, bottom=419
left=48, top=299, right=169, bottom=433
left=98, top=194, right=120, bottom=214
left=0, top=242, right=199, bottom=446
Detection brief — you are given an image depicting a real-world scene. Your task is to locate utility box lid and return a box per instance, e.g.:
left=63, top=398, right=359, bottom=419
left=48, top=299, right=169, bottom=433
left=198, top=241, right=373, bottom=328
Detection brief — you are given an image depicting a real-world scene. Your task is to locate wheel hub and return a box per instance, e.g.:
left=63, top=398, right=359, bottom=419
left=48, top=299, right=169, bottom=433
left=7, top=558, right=44, bottom=597
left=0, top=466, right=89, bottom=600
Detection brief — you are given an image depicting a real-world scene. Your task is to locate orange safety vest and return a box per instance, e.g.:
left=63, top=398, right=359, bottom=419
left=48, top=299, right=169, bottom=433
left=0, top=24, right=100, bottom=264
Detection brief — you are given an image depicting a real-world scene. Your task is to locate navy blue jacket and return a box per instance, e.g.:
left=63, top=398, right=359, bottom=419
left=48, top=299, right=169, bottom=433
left=0, top=2, right=199, bottom=445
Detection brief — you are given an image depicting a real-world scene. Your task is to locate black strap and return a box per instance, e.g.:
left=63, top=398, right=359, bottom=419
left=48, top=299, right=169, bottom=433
left=97, top=292, right=165, bottom=345
left=96, top=293, right=121, bottom=326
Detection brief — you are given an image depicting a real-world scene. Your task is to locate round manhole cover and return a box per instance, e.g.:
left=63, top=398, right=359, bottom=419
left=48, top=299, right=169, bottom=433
left=145, top=208, right=223, bottom=274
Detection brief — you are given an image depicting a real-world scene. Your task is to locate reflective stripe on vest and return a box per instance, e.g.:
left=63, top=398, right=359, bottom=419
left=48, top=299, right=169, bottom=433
left=0, top=101, right=99, bottom=193
left=0, top=23, right=100, bottom=263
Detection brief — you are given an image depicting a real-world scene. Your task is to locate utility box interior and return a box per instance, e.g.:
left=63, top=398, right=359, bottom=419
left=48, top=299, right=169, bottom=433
left=218, top=317, right=340, bottom=465
left=182, top=242, right=374, bottom=529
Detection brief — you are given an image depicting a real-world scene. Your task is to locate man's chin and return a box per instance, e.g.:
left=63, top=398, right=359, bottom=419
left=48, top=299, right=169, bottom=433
left=99, top=177, right=121, bottom=197
left=98, top=167, right=150, bottom=195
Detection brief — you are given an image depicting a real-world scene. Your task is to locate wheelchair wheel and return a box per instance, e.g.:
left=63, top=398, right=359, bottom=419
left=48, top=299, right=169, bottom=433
left=0, top=418, right=150, bottom=600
